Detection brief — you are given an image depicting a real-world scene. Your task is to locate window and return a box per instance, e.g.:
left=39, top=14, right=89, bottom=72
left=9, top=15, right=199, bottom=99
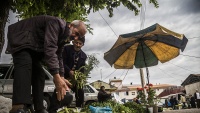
left=83, top=85, right=94, bottom=93
left=124, top=91, right=129, bottom=96
left=132, top=92, right=135, bottom=95
left=0, top=66, right=11, bottom=79
left=116, top=92, right=119, bottom=95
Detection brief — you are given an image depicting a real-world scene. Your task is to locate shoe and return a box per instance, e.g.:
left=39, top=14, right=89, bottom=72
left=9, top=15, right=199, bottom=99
left=34, top=109, right=48, bottom=113
left=9, top=105, right=30, bottom=113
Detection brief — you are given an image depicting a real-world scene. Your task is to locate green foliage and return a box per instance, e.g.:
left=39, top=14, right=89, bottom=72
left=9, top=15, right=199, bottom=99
left=71, top=55, right=99, bottom=89
left=124, top=102, right=147, bottom=113
left=136, top=87, right=156, bottom=106
left=10, top=0, right=159, bottom=34
left=82, top=100, right=131, bottom=113
left=57, top=107, right=85, bottom=113
left=136, top=90, right=147, bottom=105
left=147, top=88, right=156, bottom=106
left=81, top=100, right=147, bottom=113
left=84, top=55, right=100, bottom=76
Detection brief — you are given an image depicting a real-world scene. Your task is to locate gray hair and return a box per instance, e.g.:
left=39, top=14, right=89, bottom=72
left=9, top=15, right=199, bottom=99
left=71, top=20, right=85, bottom=28
left=71, top=20, right=87, bottom=37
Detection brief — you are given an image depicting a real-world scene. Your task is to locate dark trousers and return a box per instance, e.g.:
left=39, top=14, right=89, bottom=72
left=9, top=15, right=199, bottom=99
left=12, top=49, right=45, bottom=110
left=71, top=86, right=84, bottom=107
left=49, top=90, right=73, bottom=113
left=197, top=99, right=200, bottom=108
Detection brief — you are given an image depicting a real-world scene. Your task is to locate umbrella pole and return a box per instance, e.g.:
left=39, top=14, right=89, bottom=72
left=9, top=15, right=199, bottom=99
left=146, top=67, right=150, bottom=87
left=140, top=68, right=147, bottom=99
left=140, top=68, right=146, bottom=88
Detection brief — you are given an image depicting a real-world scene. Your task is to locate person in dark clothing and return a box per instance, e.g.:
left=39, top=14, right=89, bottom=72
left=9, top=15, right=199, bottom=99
left=63, top=36, right=87, bottom=108
left=165, top=99, right=169, bottom=108
left=133, top=98, right=141, bottom=104
left=173, top=97, right=178, bottom=110
left=194, top=89, right=200, bottom=109
left=190, top=95, right=196, bottom=108
left=6, top=15, right=87, bottom=113
left=49, top=36, right=87, bottom=112
left=170, top=96, right=175, bottom=109
left=98, top=86, right=112, bottom=102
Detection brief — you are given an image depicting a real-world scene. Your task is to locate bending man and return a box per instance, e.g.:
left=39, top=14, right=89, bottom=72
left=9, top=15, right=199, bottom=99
left=6, top=15, right=87, bottom=113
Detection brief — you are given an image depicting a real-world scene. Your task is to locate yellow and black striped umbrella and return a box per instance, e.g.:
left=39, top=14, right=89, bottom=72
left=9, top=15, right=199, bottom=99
left=104, top=23, right=188, bottom=69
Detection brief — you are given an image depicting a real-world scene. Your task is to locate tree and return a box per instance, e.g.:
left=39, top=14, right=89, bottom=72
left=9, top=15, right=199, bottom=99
left=0, top=0, right=159, bottom=55
left=71, top=54, right=99, bottom=89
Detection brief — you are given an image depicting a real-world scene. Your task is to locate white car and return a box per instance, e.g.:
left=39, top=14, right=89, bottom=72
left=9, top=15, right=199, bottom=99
left=0, top=63, right=98, bottom=110
left=69, top=84, right=99, bottom=107
left=0, top=64, right=55, bottom=110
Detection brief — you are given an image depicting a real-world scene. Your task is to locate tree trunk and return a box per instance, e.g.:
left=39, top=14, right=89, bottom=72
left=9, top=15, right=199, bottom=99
left=0, top=0, right=11, bottom=56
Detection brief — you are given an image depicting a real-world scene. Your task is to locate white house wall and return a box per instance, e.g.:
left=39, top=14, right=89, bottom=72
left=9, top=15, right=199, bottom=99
left=115, top=88, right=165, bottom=101
left=185, top=82, right=200, bottom=95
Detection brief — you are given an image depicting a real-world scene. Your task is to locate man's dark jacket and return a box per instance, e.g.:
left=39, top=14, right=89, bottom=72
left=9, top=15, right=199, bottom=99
left=98, top=90, right=111, bottom=102
left=6, top=15, right=70, bottom=76
left=62, top=45, right=87, bottom=78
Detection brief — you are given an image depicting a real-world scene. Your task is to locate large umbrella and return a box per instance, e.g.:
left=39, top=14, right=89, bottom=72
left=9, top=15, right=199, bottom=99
left=104, top=23, right=188, bottom=84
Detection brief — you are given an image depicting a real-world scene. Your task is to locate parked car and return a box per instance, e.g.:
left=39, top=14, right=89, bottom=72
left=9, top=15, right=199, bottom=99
left=69, top=84, right=99, bottom=107
left=0, top=63, right=55, bottom=110
left=0, top=63, right=98, bottom=109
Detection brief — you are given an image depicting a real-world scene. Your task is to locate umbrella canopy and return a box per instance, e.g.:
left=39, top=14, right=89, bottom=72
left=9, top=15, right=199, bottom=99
left=104, top=23, right=188, bottom=69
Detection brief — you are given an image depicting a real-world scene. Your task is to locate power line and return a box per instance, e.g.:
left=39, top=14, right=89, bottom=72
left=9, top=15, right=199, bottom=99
left=117, top=69, right=129, bottom=87
left=187, top=36, right=200, bottom=39
left=158, top=67, right=186, bottom=80
left=122, top=69, right=129, bottom=81
left=180, top=54, right=200, bottom=59
left=167, top=61, right=199, bottom=73
left=98, top=11, right=118, bottom=37
left=157, top=67, right=184, bottom=81
left=119, top=69, right=125, bottom=79
left=103, top=69, right=117, bottom=80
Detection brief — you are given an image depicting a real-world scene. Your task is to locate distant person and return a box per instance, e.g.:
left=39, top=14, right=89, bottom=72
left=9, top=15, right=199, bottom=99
left=133, top=98, right=141, bottom=104
left=165, top=99, right=169, bottom=108
left=180, top=95, right=186, bottom=108
left=6, top=15, right=87, bottom=113
left=98, top=86, right=112, bottom=102
left=194, top=89, right=200, bottom=109
left=173, top=97, right=178, bottom=110
left=190, top=95, right=196, bottom=108
left=170, top=96, right=175, bottom=109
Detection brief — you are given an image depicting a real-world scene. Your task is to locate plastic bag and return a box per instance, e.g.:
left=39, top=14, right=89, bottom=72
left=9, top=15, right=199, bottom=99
left=89, top=105, right=112, bottom=113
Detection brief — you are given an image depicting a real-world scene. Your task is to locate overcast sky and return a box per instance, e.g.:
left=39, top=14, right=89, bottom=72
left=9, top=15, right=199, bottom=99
left=1, top=0, right=200, bottom=86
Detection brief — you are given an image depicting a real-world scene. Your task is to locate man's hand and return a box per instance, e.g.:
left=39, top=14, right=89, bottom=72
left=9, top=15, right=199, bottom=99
left=61, top=77, right=72, bottom=88
left=53, top=74, right=68, bottom=101
left=69, top=70, right=74, bottom=79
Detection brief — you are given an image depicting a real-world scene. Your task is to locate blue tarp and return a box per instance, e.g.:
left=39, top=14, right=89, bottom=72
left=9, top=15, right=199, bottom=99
left=89, top=105, right=112, bottom=113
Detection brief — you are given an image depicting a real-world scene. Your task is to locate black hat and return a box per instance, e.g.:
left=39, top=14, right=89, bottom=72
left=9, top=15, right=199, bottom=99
left=78, top=36, right=85, bottom=44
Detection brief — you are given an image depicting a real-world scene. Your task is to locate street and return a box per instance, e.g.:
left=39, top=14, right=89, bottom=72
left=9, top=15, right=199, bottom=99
left=163, top=108, right=200, bottom=113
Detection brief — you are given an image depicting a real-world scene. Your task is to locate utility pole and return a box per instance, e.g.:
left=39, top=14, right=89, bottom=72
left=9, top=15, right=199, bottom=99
left=100, top=69, right=102, bottom=87
left=139, top=0, right=147, bottom=98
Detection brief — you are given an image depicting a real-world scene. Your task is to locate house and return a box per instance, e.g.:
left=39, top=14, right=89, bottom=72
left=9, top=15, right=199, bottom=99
left=181, top=74, right=200, bottom=95
left=109, top=77, right=176, bottom=102
left=109, top=77, right=123, bottom=89
left=90, top=77, right=177, bottom=102
left=157, top=86, right=185, bottom=100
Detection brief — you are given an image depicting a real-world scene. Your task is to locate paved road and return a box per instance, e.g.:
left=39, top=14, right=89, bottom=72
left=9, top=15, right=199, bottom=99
left=163, top=108, right=200, bottom=113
